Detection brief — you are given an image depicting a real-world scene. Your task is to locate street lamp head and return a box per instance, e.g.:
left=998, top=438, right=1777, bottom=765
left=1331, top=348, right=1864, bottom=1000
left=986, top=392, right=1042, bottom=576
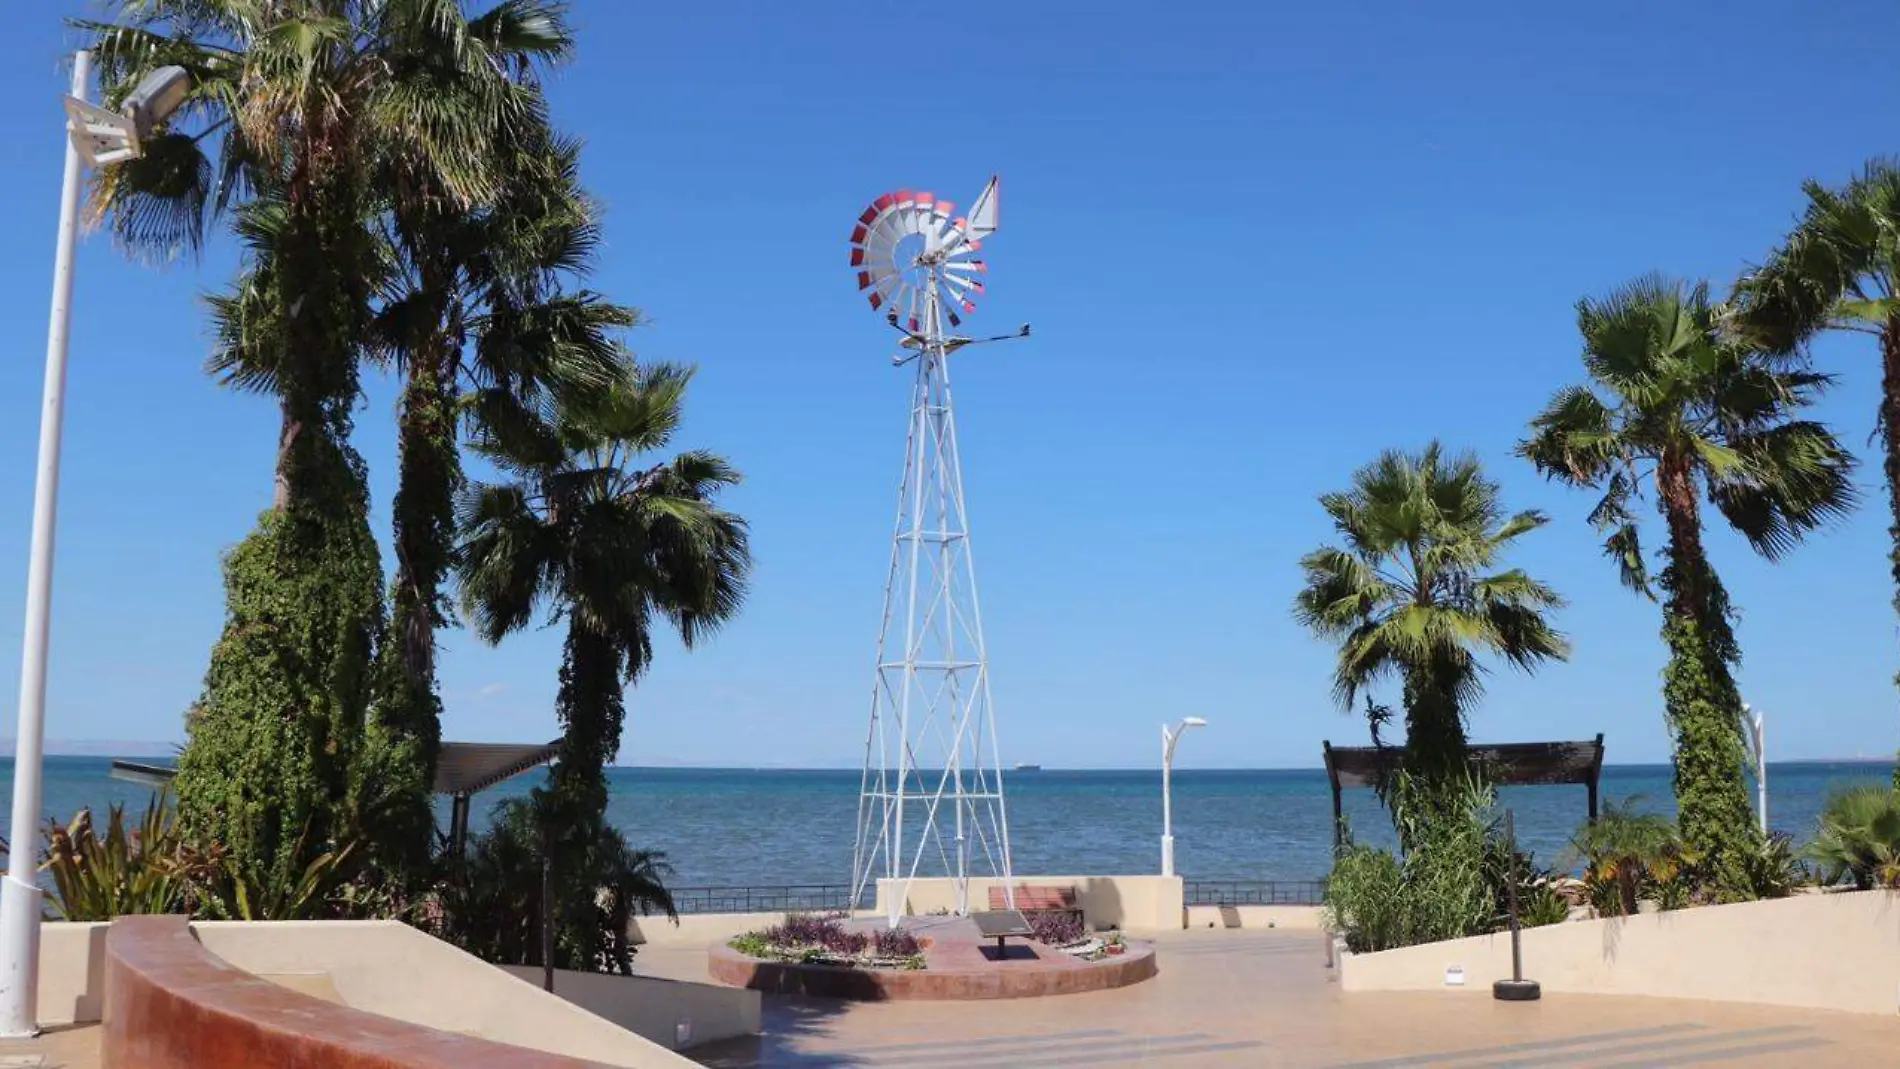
left=123, top=66, right=193, bottom=138
left=63, top=64, right=192, bottom=168
left=1182, top=716, right=1207, bottom=728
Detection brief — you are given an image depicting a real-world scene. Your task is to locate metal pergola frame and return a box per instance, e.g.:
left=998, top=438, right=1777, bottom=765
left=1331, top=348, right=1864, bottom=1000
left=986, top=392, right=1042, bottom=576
left=1320, top=734, right=1606, bottom=848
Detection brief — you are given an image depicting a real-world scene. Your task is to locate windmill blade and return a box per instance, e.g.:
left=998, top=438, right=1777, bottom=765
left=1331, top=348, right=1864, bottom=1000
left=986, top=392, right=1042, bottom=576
left=965, top=176, right=999, bottom=241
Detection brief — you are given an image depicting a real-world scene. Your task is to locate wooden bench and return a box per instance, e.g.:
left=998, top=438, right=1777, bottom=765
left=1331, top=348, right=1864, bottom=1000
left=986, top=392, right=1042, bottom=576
left=987, top=884, right=1085, bottom=941
left=988, top=885, right=1079, bottom=914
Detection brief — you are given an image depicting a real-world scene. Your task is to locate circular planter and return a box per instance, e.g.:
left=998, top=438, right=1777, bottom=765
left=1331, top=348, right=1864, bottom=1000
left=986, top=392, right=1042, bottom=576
left=710, top=917, right=1159, bottom=1001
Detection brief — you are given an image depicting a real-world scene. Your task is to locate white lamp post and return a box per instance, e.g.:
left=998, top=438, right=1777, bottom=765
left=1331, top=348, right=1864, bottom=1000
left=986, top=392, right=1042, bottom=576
left=1743, top=704, right=1766, bottom=836
left=1160, top=716, right=1207, bottom=878
left=1, top=53, right=191, bottom=1038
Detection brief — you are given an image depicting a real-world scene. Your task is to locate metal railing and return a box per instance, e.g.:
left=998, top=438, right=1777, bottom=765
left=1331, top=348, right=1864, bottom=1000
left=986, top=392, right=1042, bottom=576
left=1183, top=879, right=1327, bottom=906
left=667, top=879, right=1327, bottom=913
left=669, top=884, right=871, bottom=915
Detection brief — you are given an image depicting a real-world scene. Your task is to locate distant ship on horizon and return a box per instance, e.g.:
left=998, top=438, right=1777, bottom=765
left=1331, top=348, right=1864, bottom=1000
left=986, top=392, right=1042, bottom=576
left=1014, top=763, right=1043, bottom=772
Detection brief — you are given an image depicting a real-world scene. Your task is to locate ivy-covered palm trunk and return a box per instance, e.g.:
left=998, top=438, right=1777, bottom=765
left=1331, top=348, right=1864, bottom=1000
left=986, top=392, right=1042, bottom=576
left=360, top=329, right=458, bottom=881
left=1399, top=660, right=1468, bottom=791
left=548, top=627, right=628, bottom=828
left=175, top=160, right=387, bottom=904
left=1655, top=455, right=1758, bottom=893
left=1883, top=319, right=1900, bottom=791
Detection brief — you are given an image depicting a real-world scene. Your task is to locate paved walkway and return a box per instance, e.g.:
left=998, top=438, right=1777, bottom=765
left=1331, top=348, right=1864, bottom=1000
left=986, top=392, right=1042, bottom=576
left=0, top=1023, right=100, bottom=1068
left=659, top=928, right=1900, bottom=1068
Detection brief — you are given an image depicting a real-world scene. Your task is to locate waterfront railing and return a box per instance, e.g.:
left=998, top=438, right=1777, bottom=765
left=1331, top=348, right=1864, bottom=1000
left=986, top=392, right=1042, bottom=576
left=1182, top=878, right=1327, bottom=906
left=668, top=878, right=1327, bottom=914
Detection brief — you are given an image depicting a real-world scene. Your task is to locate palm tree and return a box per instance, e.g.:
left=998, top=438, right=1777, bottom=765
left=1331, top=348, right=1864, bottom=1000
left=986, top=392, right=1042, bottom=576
left=1730, top=160, right=1900, bottom=788
left=371, top=130, right=632, bottom=875
left=1565, top=800, right=1689, bottom=916
left=80, top=0, right=566, bottom=898
left=1807, top=786, right=1900, bottom=890
left=1520, top=274, right=1856, bottom=892
left=458, top=364, right=751, bottom=829
left=1294, top=443, right=1569, bottom=796
left=440, top=797, right=678, bottom=974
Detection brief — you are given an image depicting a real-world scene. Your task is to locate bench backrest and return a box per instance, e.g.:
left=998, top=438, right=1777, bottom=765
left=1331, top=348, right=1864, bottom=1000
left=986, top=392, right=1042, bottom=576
left=987, top=885, right=1077, bottom=911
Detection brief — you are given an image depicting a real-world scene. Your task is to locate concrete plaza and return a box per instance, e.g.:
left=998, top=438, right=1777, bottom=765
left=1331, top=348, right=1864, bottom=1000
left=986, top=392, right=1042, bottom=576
left=667, top=928, right=1900, bottom=1068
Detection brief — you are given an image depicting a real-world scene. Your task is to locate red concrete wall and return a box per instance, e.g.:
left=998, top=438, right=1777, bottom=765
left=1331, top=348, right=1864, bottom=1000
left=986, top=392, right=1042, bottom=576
left=103, top=915, right=616, bottom=1069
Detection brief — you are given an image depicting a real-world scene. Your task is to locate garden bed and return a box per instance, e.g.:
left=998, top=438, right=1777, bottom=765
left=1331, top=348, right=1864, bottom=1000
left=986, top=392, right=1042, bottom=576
left=711, top=912, right=1160, bottom=1001
left=727, top=913, right=926, bottom=970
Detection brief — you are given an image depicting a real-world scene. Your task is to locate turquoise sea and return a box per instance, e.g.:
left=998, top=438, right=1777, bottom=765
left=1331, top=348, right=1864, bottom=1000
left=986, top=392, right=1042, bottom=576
left=1, top=758, right=1891, bottom=888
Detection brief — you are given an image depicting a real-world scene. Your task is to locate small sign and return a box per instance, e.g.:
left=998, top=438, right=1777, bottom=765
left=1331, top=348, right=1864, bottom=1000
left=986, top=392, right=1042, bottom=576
left=676, top=1019, right=693, bottom=1046
left=1445, top=966, right=1466, bottom=987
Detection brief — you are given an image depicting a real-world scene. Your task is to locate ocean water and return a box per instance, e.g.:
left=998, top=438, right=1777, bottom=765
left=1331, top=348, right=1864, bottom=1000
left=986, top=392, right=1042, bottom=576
left=3, top=757, right=1892, bottom=887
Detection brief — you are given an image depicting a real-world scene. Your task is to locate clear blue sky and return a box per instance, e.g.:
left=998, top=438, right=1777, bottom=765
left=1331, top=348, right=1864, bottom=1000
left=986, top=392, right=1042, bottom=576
left=1, top=1, right=1897, bottom=768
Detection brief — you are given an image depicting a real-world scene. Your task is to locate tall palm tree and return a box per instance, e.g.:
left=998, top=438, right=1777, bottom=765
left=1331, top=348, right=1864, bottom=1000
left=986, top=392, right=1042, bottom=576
left=1294, top=443, right=1569, bottom=796
left=1730, top=160, right=1900, bottom=787
left=80, top=0, right=562, bottom=897
left=458, top=364, right=751, bottom=828
left=1520, top=274, right=1856, bottom=891
left=371, top=129, right=632, bottom=874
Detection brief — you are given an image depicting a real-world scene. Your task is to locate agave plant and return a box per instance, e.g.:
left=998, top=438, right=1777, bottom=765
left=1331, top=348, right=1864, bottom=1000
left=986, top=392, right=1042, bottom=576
left=39, top=791, right=222, bottom=921
left=1806, top=787, right=1900, bottom=890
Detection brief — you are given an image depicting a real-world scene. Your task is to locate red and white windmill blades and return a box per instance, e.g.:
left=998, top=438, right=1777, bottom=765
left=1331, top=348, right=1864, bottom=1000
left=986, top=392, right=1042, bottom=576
left=850, top=176, right=999, bottom=333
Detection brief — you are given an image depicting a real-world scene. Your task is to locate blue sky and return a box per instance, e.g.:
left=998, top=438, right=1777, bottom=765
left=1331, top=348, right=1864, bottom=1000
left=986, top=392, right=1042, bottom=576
left=1, top=1, right=1898, bottom=768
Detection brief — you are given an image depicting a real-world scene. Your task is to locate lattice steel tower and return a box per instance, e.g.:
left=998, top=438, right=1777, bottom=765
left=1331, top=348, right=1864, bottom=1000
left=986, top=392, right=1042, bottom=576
left=846, top=177, right=1027, bottom=924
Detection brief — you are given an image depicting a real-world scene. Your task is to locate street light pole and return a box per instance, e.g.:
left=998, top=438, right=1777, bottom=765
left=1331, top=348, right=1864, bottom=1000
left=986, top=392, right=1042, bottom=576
left=1745, top=705, right=1766, bottom=836
left=1160, top=717, right=1207, bottom=878
left=0, top=50, right=93, bottom=1039
left=1, top=52, right=191, bottom=1039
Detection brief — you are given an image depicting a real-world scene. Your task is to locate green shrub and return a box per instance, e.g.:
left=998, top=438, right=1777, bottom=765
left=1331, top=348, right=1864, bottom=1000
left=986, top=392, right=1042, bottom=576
left=438, top=796, right=677, bottom=975
left=1323, top=843, right=1408, bottom=953
left=1324, top=773, right=1503, bottom=952
left=1517, top=882, right=1571, bottom=927
left=1738, top=832, right=1806, bottom=899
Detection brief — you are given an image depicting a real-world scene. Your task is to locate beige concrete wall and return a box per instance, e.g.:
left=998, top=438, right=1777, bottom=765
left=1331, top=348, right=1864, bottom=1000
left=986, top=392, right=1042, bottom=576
left=501, top=966, right=759, bottom=1052
left=36, top=922, right=108, bottom=1026
left=628, top=911, right=785, bottom=948
left=1184, top=904, right=1326, bottom=930
left=874, top=875, right=1186, bottom=931
left=1339, top=890, right=1900, bottom=1016
left=192, top=921, right=700, bottom=1067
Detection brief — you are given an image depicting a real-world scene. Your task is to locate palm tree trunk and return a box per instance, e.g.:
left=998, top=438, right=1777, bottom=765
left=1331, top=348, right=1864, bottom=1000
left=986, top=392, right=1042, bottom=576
left=1655, top=451, right=1758, bottom=893
left=1882, top=317, right=1900, bottom=790
left=551, top=627, right=627, bottom=828
left=360, top=310, right=457, bottom=881
left=1400, top=658, right=1468, bottom=791
left=176, top=150, right=386, bottom=901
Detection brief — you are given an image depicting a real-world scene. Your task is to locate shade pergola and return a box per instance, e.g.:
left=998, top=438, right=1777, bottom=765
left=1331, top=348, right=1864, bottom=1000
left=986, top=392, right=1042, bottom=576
left=1320, top=734, right=1605, bottom=848
left=111, top=738, right=559, bottom=857
left=435, top=741, right=561, bottom=857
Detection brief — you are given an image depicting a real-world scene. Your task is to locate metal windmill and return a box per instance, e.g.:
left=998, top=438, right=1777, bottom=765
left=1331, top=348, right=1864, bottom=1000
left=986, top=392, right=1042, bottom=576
left=847, top=177, right=1029, bottom=925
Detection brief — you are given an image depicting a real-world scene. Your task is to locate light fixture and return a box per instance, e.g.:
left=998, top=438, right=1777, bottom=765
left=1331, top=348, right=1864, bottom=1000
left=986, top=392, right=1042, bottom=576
left=62, top=64, right=191, bottom=168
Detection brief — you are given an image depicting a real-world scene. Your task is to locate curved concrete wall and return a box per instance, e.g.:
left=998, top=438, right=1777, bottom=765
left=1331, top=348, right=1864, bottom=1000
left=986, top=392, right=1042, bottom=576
left=192, top=920, right=699, bottom=1066
left=104, top=915, right=618, bottom=1068
left=1338, top=890, right=1900, bottom=1015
